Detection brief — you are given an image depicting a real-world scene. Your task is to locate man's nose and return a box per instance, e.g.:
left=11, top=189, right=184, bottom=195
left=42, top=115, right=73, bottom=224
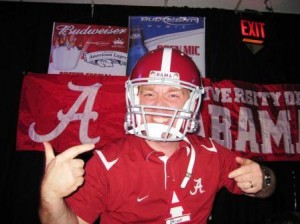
left=155, top=95, right=169, bottom=107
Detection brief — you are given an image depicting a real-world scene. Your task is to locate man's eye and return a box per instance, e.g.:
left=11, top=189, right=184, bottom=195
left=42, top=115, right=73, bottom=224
left=170, top=94, right=180, bottom=98
left=143, top=93, right=154, bottom=97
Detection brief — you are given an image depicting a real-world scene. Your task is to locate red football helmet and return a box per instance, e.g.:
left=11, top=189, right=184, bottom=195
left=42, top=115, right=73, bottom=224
left=125, top=47, right=204, bottom=141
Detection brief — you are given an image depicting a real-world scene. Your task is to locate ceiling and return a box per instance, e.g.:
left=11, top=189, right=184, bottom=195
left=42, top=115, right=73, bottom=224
left=4, top=0, right=300, bottom=15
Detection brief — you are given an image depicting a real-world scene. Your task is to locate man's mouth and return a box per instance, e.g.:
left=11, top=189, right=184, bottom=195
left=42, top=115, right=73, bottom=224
left=152, top=116, right=170, bottom=124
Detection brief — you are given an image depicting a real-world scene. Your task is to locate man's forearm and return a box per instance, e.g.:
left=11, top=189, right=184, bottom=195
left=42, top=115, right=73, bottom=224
left=39, top=196, right=79, bottom=224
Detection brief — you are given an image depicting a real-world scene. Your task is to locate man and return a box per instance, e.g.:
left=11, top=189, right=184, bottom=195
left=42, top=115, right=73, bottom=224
left=39, top=48, right=276, bottom=224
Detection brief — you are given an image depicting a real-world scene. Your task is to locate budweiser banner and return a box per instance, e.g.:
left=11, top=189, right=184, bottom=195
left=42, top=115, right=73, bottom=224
left=17, top=73, right=300, bottom=161
left=47, top=22, right=128, bottom=76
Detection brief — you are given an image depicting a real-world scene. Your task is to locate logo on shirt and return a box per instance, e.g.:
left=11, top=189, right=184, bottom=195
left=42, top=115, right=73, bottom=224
left=137, top=195, right=149, bottom=202
left=190, top=178, right=205, bottom=195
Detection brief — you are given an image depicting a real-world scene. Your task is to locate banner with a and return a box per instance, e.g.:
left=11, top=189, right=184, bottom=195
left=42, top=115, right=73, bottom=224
left=17, top=73, right=127, bottom=152
left=16, top=73, right=300, bottom=161
left=127, top=16, right=206, bottom=77
left=48, top=22, right=128, bottom=76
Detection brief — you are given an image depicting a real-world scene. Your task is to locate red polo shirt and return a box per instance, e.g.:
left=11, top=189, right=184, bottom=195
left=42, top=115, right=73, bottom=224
left=66, top=134, right=242, bottom=224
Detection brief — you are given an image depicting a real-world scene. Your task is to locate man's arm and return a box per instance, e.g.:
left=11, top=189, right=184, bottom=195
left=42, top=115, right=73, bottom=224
left=39, top=142, right=94, bottom=224
left=39, top=193, right=80, bottom=224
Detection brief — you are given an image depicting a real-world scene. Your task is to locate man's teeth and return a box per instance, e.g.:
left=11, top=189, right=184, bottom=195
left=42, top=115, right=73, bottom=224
left=153, top=116, right=169, bottom=123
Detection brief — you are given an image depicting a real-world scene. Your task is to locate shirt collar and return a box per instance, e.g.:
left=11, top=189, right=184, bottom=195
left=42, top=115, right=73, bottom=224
left=138, top=136, right=192, bottom=160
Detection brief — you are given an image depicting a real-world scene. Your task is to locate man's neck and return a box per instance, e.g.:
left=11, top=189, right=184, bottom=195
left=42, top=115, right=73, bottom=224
left=145, top=140, right=180, bottom=157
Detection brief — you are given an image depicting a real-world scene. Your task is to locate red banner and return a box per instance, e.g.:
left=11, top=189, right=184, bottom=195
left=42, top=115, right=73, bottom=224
left=17, top=73, right=127, bottom=152
left=16, top=73, right=300, bottom=161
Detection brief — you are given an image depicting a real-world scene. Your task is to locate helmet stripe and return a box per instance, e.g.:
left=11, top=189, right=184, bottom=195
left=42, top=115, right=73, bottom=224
left=161, top=48, right=172, bottom=72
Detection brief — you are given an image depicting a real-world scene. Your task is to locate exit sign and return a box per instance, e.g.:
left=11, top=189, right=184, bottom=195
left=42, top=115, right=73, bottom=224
left=240, top=19, right=266, bottom=44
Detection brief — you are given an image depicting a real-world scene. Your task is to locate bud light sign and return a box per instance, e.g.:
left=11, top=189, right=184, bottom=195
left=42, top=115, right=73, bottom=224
left=127, top=16, right=206, bottom=77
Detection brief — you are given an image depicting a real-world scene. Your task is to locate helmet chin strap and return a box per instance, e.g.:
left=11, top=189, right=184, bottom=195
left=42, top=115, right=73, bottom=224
left=135, top=123, right=185, bottom=141
left=180, top=137, right=196, bottom=188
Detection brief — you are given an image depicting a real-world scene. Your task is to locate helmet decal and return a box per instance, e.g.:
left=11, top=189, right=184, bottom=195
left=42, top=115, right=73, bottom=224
left=161, top=47, right=172, bottom=72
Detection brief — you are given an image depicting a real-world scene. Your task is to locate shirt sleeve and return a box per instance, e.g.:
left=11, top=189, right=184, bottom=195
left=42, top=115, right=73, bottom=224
left=214, top=140, right=244, bottom=195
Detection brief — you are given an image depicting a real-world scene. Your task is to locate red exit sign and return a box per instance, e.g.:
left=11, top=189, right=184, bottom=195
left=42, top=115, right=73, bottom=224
left=240, top=19, right=266, bottom=44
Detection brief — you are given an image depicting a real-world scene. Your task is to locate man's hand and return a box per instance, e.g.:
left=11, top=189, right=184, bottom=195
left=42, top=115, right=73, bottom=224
left=228, top=156, right=263, bottom=196
left=41, top=141, right=95, bottom=200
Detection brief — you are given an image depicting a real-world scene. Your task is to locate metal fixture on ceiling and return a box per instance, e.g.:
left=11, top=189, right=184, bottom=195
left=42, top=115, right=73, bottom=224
left=4, top=0, right=300, bottom=15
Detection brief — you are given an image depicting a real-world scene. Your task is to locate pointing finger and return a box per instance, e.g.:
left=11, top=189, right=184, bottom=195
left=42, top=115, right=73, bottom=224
left=60, top=143, right=95, bottom=160
left=228, top=157, right=246, bottom=178
left=228, top=157, right=254, bottom=178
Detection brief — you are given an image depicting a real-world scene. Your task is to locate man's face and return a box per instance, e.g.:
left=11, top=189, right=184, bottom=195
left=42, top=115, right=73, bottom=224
left=138, top=85, right=190, bottom=125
